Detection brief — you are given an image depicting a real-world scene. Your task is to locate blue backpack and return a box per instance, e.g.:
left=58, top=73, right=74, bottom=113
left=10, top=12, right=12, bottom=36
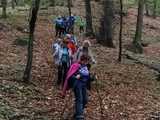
left=61, top=47, right=69, bottom=63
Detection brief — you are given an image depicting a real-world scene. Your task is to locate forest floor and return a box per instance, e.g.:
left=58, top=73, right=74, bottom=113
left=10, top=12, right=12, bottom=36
left=0, top=9, right=160, bottom=120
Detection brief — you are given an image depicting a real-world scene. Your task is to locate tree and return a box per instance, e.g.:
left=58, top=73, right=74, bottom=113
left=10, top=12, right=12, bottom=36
left=67, top=0, right=71, bottom=16
left=23, top=0, right=40, bottom=82
left=84, top=0, right=94, bottom=37
left=1, top=0, right=7, bottom=18
left=145, top=0, right=150, bottom=16
left=49, top=0, right=55, bottom=6
left=98, top=0, right=114, bottom=47
left=132, top=0, right=144, bottom=53
left=70, top=0, right=73, bottom=7
left=153, top=0, right=157, bottom=18
left=11, top=0, right=15, bottom=9
left=118, top=0, right=123, bottom=62
left=11, top=0, right=18, bottom=9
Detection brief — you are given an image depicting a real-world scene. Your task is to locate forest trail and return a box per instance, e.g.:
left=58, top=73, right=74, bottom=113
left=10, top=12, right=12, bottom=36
left=29, top=17, right=160, bottom=119
left=1, top=9, right=160, bottom=119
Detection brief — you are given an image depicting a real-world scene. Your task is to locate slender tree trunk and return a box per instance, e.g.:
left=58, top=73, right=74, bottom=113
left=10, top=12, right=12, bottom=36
left=23, top=0, right=40, bottom=82
left=100, top=0, right=114, bottom=47
left=118, top=0, right=123, bottom=62
left=145, top=0, right=149, bottom=16
left=11, top=0, right=15, bottom=9
left=2, top=0, right=7, bottom=18
left=67, top=0, right=71, bottom=16
left=153, top=0, right=157, bottom=18
left=15, top=0, right=18, bottom=5
left=71, top=0, right=73, bottom=7
left=84, top=0, right=94, bottom=37
left=133, top=0, right=144, bottom=54
left=49, top=0, right=55, bottom=6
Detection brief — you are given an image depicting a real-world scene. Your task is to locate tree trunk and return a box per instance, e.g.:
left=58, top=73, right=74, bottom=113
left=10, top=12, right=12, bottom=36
left=70, top=0, right=73, bottom=7
left=118, top=0, right=123, bottom=62
left=23, top=0, right=40, bottom=82
left=11, top=0, right=15, bottom=9
left=84, top=0, right=94, bottom=37
left=2, top=0, right=7, bottom=18
left=49, top=0, right=55, bottom=6
left=133, top=0, right=144, bottom=54
left=145, top=0, right=149, bottom=16
left=67, top=0, right=71, bottom=16
left=99, top=0, right=114, bottom=47
left=153, top=0, right=157, bottom=18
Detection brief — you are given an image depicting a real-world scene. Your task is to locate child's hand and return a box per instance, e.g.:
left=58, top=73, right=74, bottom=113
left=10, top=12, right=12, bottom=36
left=76, top=74, right=81, bottom=79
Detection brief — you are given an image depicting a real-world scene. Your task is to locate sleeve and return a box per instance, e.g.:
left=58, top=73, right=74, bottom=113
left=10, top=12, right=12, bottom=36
left=53, top=44, right=59, bottom=57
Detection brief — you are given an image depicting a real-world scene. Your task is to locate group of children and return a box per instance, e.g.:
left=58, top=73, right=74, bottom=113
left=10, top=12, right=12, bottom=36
left=52, top=32, right=96, bottom=120
left=54, top=15, right=86, bottom=38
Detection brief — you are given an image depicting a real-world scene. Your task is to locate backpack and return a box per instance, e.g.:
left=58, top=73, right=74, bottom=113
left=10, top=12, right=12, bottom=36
left=56, top=19, right=63, bottom=28
left=61, top=47, right=69, bottom=63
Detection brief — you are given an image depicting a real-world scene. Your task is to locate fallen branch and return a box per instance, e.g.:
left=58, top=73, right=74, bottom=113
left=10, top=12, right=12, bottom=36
left=124, top=50, right=160, bottom=77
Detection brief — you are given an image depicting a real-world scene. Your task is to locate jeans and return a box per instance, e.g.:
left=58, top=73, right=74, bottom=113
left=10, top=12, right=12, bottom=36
left=73, top=84, right=88, bottom=120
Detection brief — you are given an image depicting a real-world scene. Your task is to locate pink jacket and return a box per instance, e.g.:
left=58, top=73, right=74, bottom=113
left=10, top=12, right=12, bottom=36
left=62, top=62, right=80, bottom=96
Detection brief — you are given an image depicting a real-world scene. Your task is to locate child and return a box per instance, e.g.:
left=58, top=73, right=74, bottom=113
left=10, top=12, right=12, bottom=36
left=74, top=40, right=96, bottom=65
left=56, top=39, right=71, bottom=86
left=65, top=34, right=77, bottom=64
left=52, top=38, right=62, bottom=66
left=54, top=16, right=64, bottom=37
left=62, top=55, right=90, bottom=120
left=79, top=17, right=86, bottom=33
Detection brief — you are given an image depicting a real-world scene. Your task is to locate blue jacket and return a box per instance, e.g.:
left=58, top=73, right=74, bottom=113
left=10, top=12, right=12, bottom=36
left=55, top=18, right=64, bottom=27
left=67, top=16, right=75, bottom=26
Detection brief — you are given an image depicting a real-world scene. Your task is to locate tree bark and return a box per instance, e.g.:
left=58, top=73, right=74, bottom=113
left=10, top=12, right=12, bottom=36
left=133, top=0, right=144, bottom=54
left=99, top=0, right=114, bottom=47
left=23, top=0, right=40, bottom=82
left=2, top=0, right=7, bottom=18
left=84, top=0, right=94, bottom=37
left=49, top=0, right=55, bottom=6
left=145, top=0, right=149, bottom=16
left=67, top=0, right=71, bottom=16
left=153, top=0, right=157, bottom=18
left=11, top=0, right=15, bottom=9
left=118, top=0, right=123, bottom=62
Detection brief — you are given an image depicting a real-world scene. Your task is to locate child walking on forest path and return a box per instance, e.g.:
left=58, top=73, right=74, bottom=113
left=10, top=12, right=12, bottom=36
left=52, top=38, right=72, bottom=86
left=74, top=40, right=96, bottom=67
left=61, top=55, right=90, bottom=120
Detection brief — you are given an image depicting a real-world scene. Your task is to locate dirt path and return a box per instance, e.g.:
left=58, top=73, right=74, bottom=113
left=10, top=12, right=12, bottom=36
left=30, top=20, right=160, bottom=119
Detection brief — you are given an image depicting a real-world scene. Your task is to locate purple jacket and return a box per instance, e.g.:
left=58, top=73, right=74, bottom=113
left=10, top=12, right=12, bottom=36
left=62, top=62, right=80, bottom=96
